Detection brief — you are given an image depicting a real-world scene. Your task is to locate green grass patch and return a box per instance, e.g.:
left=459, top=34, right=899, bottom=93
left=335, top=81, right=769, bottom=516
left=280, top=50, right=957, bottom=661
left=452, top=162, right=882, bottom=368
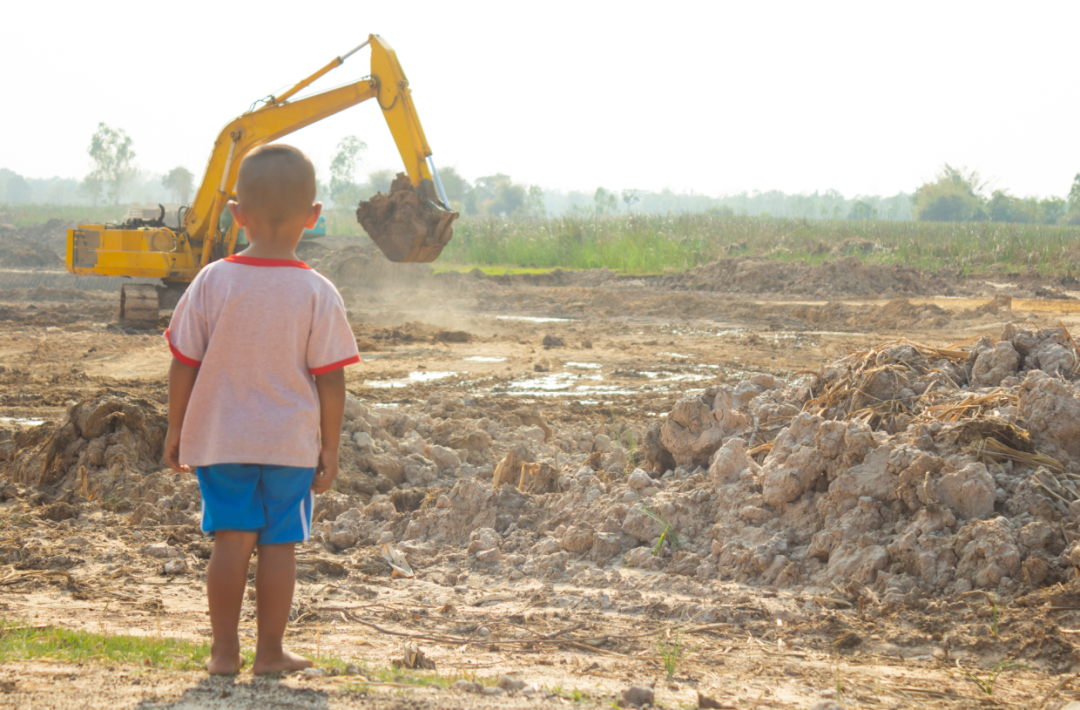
left=0, top=619, right=498, bottom=689
left=12, top=205, right=1080, bottom=277
left=0, top=620, right=210, bottom=670
left=430, top=264, right=575, bottom=276
left=340, top=662, right=496, bottom=691
left=438, top=213, right=1080, bottom=276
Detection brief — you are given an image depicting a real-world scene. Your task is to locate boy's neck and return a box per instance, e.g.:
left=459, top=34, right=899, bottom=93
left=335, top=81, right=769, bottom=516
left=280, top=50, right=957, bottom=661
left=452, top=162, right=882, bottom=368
left=237, top=240, right=302, bottom=262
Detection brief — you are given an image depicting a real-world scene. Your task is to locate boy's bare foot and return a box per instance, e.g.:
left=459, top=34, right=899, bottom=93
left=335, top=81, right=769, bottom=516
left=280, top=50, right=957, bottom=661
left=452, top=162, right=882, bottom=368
left=252, top=649, right=313, bottom=675
left=206, top=653, right=245, bottom=676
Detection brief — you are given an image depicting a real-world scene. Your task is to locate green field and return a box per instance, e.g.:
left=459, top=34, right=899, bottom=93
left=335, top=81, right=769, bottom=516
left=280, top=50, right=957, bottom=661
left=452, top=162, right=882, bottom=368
left=327, top=209, right=1080, bottom=276
left=11, top=204, right=1080, bottom=277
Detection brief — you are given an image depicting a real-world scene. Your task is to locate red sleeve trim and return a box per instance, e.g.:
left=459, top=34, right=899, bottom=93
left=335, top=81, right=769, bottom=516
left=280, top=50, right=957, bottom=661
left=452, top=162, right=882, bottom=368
left=310, top=354, right=361, bottom=376
left=225, top=254, right=310, bottom=269
left=164, top=328, right=202, bottom=368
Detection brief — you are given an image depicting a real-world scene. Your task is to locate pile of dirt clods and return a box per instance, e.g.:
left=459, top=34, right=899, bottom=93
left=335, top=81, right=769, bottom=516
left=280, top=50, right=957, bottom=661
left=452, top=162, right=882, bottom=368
left=9, top=324, right=1080, bottom=609
left=297, top=323, right=1080, bottom=607
left=633, top=323, right=1080, bottom=600
left=1, top=395, right=198, bottom=526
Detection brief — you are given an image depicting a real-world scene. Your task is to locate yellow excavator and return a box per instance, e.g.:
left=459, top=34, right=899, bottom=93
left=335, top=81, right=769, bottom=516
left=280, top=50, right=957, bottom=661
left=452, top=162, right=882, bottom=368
left=66, top=35, right=457, bottom=327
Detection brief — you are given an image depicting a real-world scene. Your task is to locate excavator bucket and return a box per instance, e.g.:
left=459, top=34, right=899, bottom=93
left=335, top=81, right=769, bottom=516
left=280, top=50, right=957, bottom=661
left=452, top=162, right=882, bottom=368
left=356, top=173, right=457, bottom=263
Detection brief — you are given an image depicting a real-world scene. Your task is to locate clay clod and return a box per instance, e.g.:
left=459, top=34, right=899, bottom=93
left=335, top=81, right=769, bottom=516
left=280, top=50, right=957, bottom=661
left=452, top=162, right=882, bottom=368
left=356, top=173, right=457, bottom=263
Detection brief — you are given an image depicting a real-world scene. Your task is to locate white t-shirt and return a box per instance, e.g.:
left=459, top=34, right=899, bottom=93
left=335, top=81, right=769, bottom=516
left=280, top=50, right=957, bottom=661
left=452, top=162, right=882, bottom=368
left=165, top=254, right=360, bottom=468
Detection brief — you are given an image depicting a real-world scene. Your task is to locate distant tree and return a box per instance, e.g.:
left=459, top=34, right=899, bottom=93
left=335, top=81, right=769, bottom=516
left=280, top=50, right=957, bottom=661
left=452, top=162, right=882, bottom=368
left=462, top=189, right=479, bottom=216
left=4, top=173, right=32, bottom=203
left=490, top=180, right=526, bottom=216
left=593, top=187, right=617, bottom=215
left=365, top=169, right=395, bottom=196
left=473, top=174, right=509, bottom=205
left=621, top=188, right=642, bottom=213
left=473, top=174, right=527, bottom=215
left=526, top=185, right=546, bottom=218
left=847, top=200, right=875, bottom=220
left=88, top=123, right=136, bottom=205
left=328, top=136, right=367, bottom=207
left=162, top=166, right=195, bottom=203
left=435, top=166, right=469, bottom=204
left=1038, top=197, right=1066, bottom=225
left=987, top=190, right=1027, bottom=223
left=80, top=174, right=103, bottom=206
left=1064, top=174, right=1080, bottom=225
left=912, top=164, right=987, bottom=222
left=46, top=179, right=71, bottom=204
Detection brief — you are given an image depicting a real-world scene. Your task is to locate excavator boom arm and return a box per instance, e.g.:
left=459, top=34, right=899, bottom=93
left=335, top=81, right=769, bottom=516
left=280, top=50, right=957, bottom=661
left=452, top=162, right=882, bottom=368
left=65, top=33, right=455, bottom=310
left=184, top=34, right=440, bottom=263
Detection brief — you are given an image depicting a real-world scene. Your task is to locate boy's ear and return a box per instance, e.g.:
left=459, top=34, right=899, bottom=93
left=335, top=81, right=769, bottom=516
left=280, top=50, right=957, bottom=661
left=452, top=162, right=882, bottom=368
left=227, top=200, right=247, bottom=227
left=305, top=203, right=323, bottom=230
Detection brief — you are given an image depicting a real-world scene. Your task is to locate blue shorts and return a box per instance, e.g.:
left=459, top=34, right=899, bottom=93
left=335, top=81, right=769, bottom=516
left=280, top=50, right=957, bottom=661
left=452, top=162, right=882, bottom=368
left=196, top=464, right=316, bottom=545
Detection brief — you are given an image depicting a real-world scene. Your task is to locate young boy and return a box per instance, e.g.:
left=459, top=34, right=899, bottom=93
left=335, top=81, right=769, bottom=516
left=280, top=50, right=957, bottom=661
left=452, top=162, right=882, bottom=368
left=163, top=144, right=360, bottom=675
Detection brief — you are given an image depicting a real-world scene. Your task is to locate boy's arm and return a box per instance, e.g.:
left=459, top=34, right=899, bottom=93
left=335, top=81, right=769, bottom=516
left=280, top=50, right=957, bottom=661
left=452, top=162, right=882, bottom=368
left=312, top=368, right=346, bottom=494
left=164, top=358, right=199, bottom=473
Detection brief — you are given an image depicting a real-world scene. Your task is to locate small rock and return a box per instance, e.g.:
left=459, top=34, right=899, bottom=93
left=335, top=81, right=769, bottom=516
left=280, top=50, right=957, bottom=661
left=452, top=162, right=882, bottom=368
left=162, top=558, right=188, bottom=575
left=144, top=543, right=171, bottom=559
left=809, top=702, right=845, bottom=710
left=453, top=680, right=482, bottom=693
left=344, top=663, right=361, bottom=676
left=620, top=684, right=655, bottom=708
left=497, top=676, right=526, bottom=692
left=481, top=686, right=505, bottom=696
left=542, top=334, right=565, bottom=348
left=328, top=529, right=358, bottom=551
left=627, top=468, right=652, bottom=491
left=301, top=667, right=328, bottom=678
left=475, top=548, right=502, bottom=564
left=520, top=426, right=546, bottom=442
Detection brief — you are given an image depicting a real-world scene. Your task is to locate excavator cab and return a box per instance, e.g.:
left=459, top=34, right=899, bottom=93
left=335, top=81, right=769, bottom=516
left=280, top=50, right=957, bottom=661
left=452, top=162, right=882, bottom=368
left=66, top=34, right=457, bottom=327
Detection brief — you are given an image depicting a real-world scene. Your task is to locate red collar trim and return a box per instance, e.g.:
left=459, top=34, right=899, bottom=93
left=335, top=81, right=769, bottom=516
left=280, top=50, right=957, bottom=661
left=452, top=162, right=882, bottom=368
left=224, top=254, right=310, bottom=269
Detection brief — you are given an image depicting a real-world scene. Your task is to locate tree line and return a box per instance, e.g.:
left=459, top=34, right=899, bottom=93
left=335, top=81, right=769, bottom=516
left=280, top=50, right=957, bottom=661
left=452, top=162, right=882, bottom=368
left=911, top=164, right=1080, bottom=225
left=2, top=125, right=1078, bottom=227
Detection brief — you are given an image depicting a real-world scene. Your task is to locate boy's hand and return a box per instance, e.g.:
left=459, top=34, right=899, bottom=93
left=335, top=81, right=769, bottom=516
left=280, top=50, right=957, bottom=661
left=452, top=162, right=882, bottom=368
left=311, top=447, right=339, bottom=494
left=163, top=426, right=190, bottom=473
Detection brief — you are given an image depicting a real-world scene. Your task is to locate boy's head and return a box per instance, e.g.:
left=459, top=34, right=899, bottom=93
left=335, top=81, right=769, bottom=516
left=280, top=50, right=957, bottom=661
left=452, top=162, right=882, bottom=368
left=231, top=144, right=319, bottom=241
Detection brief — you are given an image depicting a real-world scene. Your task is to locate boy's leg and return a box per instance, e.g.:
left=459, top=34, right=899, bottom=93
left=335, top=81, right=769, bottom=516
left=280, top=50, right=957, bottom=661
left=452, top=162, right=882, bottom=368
left=251, top=542, right=312, bottom=674
left=251, top=465, right=316, bottom=674
left=206, top=529, right=258, bottom=675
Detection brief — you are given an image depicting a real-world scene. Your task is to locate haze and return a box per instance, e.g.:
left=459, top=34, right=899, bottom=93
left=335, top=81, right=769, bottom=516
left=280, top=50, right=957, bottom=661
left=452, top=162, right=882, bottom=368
left=3, top=0, right=1077, bottom=198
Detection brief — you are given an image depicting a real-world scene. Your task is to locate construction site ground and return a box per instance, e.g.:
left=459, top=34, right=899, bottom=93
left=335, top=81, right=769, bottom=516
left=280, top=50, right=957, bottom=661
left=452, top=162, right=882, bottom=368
left=6, top=230, right=1080, bottom=709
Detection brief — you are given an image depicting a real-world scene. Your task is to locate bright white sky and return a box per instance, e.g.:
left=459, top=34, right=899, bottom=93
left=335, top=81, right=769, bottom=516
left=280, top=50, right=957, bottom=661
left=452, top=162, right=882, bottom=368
left=3, top=0, right=1077, bottom=199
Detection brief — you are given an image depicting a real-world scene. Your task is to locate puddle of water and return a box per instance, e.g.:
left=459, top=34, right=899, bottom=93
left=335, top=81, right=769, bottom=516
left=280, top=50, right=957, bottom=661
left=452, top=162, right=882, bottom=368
left=509, top=373, right=578, bottom=391
left=364, top=371, right=457, bottom=389
left=565, top=362, right=602, bottom=370
left=0, top=417, right=45, bottom=426
left=494, top=315, right=575, bottom=323
left=464, top=356, right=507, bottom=363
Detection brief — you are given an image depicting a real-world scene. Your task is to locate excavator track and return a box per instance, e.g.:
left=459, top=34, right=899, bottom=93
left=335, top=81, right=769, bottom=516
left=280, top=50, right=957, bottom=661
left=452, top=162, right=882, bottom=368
left=119, top=284, right=159, bottom=329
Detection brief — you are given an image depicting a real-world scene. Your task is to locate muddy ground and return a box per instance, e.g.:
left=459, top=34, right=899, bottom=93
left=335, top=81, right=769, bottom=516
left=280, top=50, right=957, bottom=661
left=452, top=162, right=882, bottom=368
left=5, top=230, right=1080, bottom=708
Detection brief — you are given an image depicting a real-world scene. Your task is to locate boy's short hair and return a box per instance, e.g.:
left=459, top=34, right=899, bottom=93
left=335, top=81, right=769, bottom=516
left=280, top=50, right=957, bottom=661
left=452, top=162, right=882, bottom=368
left=235, top=144, right=316, bottom=226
